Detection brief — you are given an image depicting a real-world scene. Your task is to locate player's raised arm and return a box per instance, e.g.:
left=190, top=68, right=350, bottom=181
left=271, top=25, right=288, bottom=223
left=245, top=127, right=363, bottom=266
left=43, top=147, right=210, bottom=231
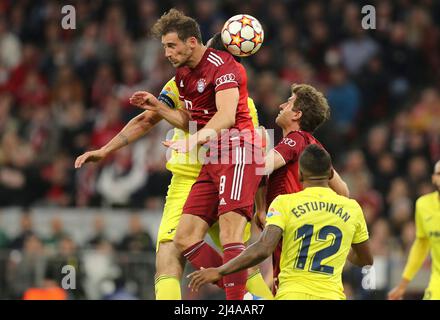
left=264, top=149, right=288, bottom=175
left=130, top=91, right=191, bottom=131
left=165, top=87, right=240, bottom=153
left=74, top=109, right=162, bottom=168
left=329, top=169, right=349, bottom=197
left=187, top=225, right=281, bottom=291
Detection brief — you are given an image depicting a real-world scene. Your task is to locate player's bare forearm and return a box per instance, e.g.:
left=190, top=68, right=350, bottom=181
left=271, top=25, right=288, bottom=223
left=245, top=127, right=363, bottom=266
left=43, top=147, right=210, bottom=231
left=254, top=184, right=267, bottom=230
left=102, top=110, right=162, bottom=154
left=194, top=112, right=235, bottom=145
left=155, top=103, right=190, bottom=131
left=329, top=169, right=349, bottom=197
left=193, top=88, right=239, bottom=145
left=218, top=225, right=282, bottom=276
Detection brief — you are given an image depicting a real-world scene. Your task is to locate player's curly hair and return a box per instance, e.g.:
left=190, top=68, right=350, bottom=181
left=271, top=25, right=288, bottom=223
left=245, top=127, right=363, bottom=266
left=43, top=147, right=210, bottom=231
left=151, top=8, right=202, bottom=43
left=291, top=84, right=330, bottom=133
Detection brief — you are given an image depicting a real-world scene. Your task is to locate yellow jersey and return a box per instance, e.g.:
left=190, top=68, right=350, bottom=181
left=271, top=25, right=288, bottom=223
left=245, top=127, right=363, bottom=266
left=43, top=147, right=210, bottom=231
left=266, top=187, right=369, bottom=300
left=158, top=77, right=260, bottom=179
left=414, top=191, right=440, bottom=290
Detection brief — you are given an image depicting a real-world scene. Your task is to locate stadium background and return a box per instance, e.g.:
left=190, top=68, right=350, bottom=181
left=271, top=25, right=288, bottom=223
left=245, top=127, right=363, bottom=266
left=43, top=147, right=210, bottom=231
left=0, top=0, right=438, bottom=299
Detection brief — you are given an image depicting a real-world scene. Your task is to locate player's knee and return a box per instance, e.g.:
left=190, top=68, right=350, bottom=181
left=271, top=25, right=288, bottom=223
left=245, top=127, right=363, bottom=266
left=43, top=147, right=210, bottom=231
left=156, top=241, right=185, bottom=278
left=173, top=232, right=193, bottom=253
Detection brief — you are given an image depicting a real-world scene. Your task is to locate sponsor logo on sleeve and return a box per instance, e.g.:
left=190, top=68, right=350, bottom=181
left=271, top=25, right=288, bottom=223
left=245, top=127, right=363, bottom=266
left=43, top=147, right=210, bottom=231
left=281, top=137, right=296, bottom=147
left=215, top=73, right=237, bottom=87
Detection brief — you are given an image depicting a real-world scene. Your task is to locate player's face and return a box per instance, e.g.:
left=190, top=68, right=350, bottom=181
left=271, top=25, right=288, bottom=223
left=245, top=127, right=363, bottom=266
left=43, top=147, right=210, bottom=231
left=432, top=162, right=440, bottom=192
left=162, top=32, right=194, bottom=68
left=276, top=94, right=301, bottom=128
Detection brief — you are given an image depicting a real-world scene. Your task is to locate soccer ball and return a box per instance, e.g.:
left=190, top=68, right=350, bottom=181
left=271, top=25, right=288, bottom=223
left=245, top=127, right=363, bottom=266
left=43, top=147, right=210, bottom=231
left=221, top=14, right=264, bottom=57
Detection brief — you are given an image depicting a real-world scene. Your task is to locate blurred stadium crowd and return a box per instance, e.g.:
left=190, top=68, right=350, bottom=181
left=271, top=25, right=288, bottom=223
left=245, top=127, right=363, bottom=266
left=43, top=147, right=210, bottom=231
left=0, top=0, right=439, bottom=299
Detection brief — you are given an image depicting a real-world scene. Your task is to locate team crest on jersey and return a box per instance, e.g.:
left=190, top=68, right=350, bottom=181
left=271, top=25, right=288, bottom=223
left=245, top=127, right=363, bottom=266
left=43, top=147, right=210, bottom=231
left=197, top=78, right=206, bottom=93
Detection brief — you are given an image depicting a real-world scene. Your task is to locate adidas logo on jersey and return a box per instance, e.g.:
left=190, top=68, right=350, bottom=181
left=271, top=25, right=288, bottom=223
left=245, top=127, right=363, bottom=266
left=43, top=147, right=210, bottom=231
left=220, top=198, right=227, bottom=205
left=180, top=80, right=184, bottom=87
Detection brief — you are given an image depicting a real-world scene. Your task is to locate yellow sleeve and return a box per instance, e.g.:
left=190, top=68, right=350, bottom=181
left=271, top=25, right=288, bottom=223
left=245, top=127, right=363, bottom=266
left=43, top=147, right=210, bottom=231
left=352, top=202, right=369, bottom=244
left=265, top=196, right=287, bottom=231
left=247, top=97, right=259, bottom=128
left=402, top=238, right=430, bottom=281
left=158, top=77, right=182, bottom=109
left=402, top=199, right=430, bottom=281
left=415, top=199, right=427, bottom=238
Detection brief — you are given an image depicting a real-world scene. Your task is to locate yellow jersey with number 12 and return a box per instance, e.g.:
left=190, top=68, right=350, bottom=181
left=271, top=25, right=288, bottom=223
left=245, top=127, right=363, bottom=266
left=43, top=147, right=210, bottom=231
left=158, top=77, right=260, bottom=179
left=266, top=187, right=369, bottom=300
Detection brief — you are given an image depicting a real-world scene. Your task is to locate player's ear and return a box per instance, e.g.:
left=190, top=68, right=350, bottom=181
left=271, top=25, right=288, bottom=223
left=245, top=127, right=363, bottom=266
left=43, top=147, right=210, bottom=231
left=292, top=110, right=302, bottom=121
left=329, top=168, right=334, bottom=180
left=187, top=37, right=197, bottom=48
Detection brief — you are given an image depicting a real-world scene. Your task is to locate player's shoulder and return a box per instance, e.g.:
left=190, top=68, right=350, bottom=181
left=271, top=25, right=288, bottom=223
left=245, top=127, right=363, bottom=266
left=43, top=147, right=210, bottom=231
left=416, top=191, right=437, bottom=207
left=279, top=130, right=309, bottom=148
left=206, top=48, right=235, bottom=67
left=273, top=192, right=302, bottom=206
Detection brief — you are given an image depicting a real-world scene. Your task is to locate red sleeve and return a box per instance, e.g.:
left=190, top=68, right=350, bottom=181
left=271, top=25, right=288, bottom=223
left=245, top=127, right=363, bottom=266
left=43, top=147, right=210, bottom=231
left=273, top=132, right=304, bottom=164
left=213, top=53, right=240, bottom=92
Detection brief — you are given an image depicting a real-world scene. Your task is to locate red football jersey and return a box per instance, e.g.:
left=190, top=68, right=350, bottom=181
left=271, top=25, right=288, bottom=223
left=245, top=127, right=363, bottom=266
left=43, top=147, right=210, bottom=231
left=266, top=130, right=323, bottom=207
left=175, top=48, right=254, bottom=149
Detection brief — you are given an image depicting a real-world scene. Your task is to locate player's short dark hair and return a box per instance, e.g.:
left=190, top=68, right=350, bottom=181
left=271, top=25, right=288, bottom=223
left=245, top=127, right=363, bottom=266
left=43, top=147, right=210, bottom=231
left=299, top=144, right=332, bottom=177
left=151, top=8, right=202, bottom=43
left=207, top=33, right=241, bottom=62
left=291, top=84, right=330, bottom=133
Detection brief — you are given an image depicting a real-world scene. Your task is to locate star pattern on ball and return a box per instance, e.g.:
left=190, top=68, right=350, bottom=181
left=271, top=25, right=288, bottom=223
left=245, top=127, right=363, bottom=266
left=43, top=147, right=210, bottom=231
left=252, top=32, right=263, bottom=45
left=239, top=16, right=253, bottom=27
left=231, top=34, right=244, bottom=46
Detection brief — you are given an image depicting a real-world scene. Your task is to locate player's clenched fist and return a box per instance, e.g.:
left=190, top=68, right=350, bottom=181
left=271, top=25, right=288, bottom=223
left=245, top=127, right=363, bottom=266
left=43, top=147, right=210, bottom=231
left=74, top=149, right=108, bottom=168
left=129, top=91, right=160, bottom=111
left=187, top=267, right=222, bottom=292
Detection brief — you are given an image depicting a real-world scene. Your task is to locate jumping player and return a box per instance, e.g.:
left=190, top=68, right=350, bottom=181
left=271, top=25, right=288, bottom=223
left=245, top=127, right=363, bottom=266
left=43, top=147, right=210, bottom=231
left=134, top=9, right=264, bottom=300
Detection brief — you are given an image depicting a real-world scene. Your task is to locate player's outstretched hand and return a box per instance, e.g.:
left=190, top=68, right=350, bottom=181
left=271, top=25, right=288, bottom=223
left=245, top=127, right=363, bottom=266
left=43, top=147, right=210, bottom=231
left=129, top=91, right=160, bottom=111
left=387, top=284, right=406, bottom=300
left=187, top=267, right=222, bottom=292
left=74, top=149, right=107, bottom=168
left=163, top=136, right=197, bottom=153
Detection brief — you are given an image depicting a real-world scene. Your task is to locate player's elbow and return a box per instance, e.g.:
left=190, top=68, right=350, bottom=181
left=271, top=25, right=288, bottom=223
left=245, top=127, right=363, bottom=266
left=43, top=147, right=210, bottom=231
left=360, top=254, right=374, bottom=267
left=224, top=113, right=236, bottom=128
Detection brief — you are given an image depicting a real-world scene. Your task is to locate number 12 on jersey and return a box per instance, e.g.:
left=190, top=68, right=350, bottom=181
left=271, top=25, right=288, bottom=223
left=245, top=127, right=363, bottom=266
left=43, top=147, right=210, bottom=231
left=294, top=224, right=342, bottom=275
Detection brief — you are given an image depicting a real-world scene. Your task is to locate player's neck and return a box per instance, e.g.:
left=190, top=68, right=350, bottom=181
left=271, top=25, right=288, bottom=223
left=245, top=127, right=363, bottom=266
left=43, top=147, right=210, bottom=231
left=282, top=123, right=300, bottom=136
left=302, top=180, right=329, bottom=189
left=187, top=45, right=207, bottom=69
